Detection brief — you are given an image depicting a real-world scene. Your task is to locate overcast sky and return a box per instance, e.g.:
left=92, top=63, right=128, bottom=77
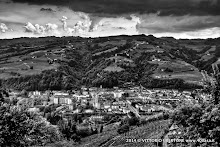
left=0, top=0, right=220, bottom=39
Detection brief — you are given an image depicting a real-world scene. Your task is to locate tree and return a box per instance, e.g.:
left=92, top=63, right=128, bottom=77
left=20, top=89, right=28, bottom=97
left=1, top=90, right=9, bottom=97
left=46, top=112, right=62, bottom=125
left=57, top=119, right=80, bottom=141
left=170, top=64, right=220, bottom=146
left=202, top=64, right=220, bottom=105
left=0, top=92, right=4, bottom=103
left=171, top=104, right=220, bottom=147
left=117, top=124, right=130, bottom=134
left=99, top=125, right=104, bottom=133
left=128, top=116, right=140, bottom=126
left=30, top=66, right=33, bottom=70
left=0, top=103, right=61, bottom=147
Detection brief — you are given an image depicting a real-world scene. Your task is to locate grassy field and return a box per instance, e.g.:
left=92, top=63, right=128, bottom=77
left=149, top=59, right=203, bottom=84
left=200, top=54, right=215, bottom=62
left=104, top=64, right=125, bottom=72
left=137, top=43, right=164, bottom=53
left=155, top=60, right=196, bottom=71
left=152, top=71, right=203, bottom=83
left=93, top=47, right=119, bottom=56
left=199, top=45, right=216, bottom=62
left=98, top=40, right=127, bottom=47
left=179, top=44, right=207, bottom=52
left=0, top=50, right=60, bottom=79
left=107, top=56, right=134, bottom=63
left=204, top=45, right=216, bottom=54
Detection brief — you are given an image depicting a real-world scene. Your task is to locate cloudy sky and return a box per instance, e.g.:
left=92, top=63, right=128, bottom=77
left=0, top=0, right=220, bottom=39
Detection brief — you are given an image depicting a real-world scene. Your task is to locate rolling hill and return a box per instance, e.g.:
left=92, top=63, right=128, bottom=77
left=0, top=35, right=219, bottom=91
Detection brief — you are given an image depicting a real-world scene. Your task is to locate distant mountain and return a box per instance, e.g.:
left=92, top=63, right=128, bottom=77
left=0, top=35, right=219, bottom=91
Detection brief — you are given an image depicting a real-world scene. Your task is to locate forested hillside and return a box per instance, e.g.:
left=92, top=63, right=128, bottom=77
left=0, top=35, right=219, bottom=91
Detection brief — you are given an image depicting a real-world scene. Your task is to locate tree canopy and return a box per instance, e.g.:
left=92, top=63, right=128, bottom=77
left=0, top=103, right=61, bottom=146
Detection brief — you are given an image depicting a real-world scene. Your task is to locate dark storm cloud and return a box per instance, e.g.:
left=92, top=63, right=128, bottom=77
left=137, top=14, right=220, bottom=33
left=10, top=0, right=220, bottom=16
left=1, top=0, right=220, bottom=39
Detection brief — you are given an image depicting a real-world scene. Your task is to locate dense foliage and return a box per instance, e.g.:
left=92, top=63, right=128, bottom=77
left=171, top=66, right=220, bottom=146
left=0, top=103, right=61, bottom=146
left=1, top=66, right=82, bottom=91
left=172, top=104, right=220, bottom=147
left=57, top=120, right=81, bottom=142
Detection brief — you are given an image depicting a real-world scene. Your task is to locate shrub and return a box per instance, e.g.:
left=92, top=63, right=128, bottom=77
left=117, top=124, right=130, bottom=134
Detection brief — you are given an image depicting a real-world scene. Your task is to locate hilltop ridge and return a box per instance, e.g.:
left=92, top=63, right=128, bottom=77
left=0, top=35, right=219, bottom=91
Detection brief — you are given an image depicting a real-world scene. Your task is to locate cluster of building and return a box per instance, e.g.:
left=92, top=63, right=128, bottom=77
left=5, top=85, right=210, bottom=128
left=20, top=86, right=200, bottom=116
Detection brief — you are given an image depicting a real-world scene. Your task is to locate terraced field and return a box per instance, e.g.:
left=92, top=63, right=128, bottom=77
left=108, top=119, right=171, bottom=147
left=75, top=119, right=170, bottom=147
left=76, top=128, right=118, bottom=147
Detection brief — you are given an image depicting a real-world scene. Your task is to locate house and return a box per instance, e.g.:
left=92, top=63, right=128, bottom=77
left=107, top=108, right=112, bottom=112
left=28, top=107, right=40, bottom=112
left=140, top=105, right=154, bottom=113
left=73, top=108, right=81, bottom=114
left=84, top=109, right=94, bottom=114
left=9, top=91, right=20, bottom=96
left=104, top=103, right=111, bottom=109
left=58, top=97, right=72, bottom=105
left=135, top=103, right=142, bottom=109
left=67, top=105, right=73, bottom=110
left=112, top=105, right=119, bottom=110
left=182, top=91, right=191, bottom=95
left=53, top=91, right=69, bottom=95
left=89, top=87, right=98, bottom=91
left=33, top=91, right=42, bottom=96
left=112, top=110, right=123, bottom=114
left=113, top=91, right=124, bottom=98
left=89, top=115, right=104, bottom=122
left=82, top=91, right=89, bottom=95
left=123, top=108, right=130, bottom=114
left=111, top=101, right=126, bottom=110
left=28, top=91, right=42, bottom=97
left=73, top=94, right=90, bottom=101
left=52, top=94, right=73, bottom=105
left=157, top=50, right=164, bottom=53
left=53, top=50, right=65, bottom=55
left=151, top=55, right=161, bottom=62
left=80, top=98, right=88, bottom=106
left=56, top=105, right=68, bottom=112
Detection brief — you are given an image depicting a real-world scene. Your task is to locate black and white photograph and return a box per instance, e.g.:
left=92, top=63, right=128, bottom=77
left=0, top=0, right=220, bottom=146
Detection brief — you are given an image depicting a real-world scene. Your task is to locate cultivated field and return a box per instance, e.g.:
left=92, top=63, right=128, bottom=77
left=0, top=47, right=62, bottom=79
